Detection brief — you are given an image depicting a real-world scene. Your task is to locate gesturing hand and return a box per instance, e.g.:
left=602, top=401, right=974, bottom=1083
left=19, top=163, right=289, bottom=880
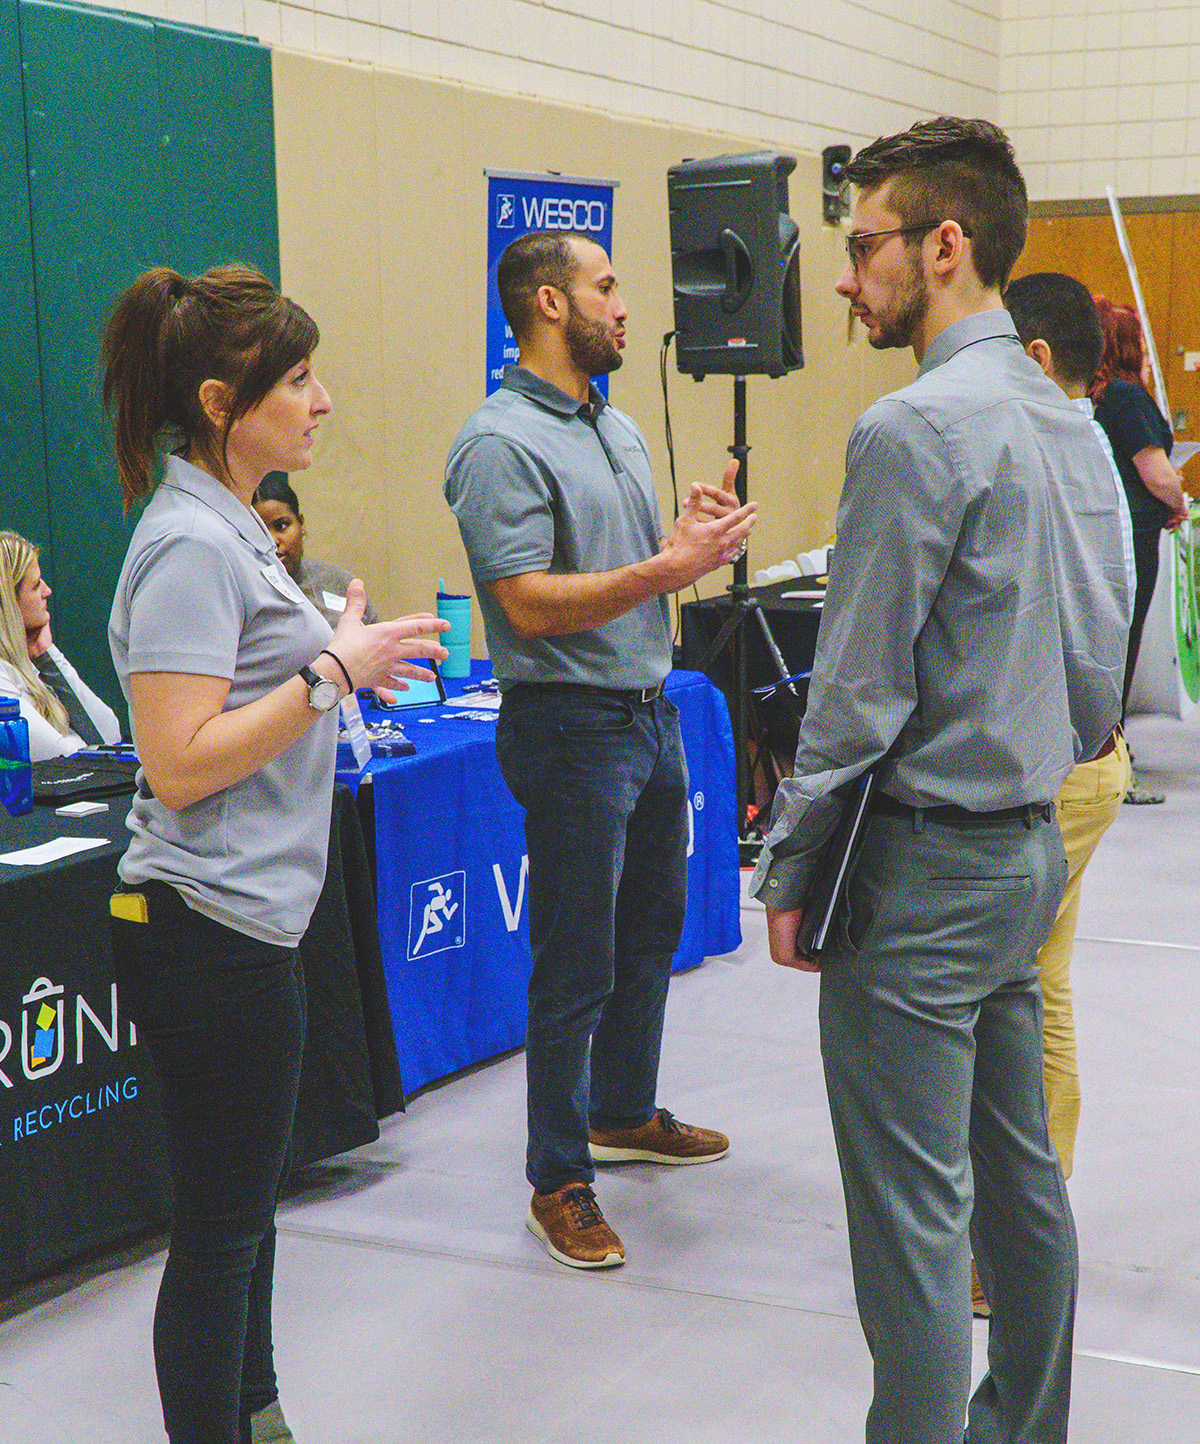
left=765, top=906, right=821, bottom=974
left=327, top=579, right=450, bottom=704
left=662, top=459, right=756, bottom=589
left=684, top=459, right=743, bottom=521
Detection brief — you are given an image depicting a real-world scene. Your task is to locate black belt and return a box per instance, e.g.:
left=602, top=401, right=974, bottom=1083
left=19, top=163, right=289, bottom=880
left=871, top=794, right=1053, bottom=827
left=1095, top=728, right=1120, bottom=759
left=516, top=681, right=666, bottom=705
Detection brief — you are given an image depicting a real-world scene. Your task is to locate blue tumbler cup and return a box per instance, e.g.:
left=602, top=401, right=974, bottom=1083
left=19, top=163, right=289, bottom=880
left=437, top=584, right=472, bottom=678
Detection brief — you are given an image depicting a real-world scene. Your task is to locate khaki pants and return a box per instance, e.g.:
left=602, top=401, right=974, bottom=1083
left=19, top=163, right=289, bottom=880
left=1038, top=734, right=1131, bottom=1178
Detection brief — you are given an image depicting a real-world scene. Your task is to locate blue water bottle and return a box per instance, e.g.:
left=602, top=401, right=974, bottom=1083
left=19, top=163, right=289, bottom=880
left=0, top=694, right=33, bottom=817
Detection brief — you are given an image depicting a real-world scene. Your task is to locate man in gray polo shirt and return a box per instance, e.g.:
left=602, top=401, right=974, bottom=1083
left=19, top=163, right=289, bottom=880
left=754, top=121, right=1127, bottom=1442
left=445, top=230, right=755, bottom=1269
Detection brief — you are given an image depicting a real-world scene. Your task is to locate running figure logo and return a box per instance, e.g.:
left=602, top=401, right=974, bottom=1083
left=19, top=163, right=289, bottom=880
left=408, top=872, right=467, bottom=960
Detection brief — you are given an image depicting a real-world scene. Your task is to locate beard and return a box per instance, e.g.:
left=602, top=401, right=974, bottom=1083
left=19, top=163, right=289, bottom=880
left=867, top=262, right=930, bottom=350
left=565, top=302, right=623, bottom=376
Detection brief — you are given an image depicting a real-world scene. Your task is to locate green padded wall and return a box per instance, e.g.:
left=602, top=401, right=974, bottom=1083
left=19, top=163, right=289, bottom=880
left=10, top=0, right=279, bottom=719
left=0, top=0, right=52, bottom=561
left=156, top=20, right=280, bottom=285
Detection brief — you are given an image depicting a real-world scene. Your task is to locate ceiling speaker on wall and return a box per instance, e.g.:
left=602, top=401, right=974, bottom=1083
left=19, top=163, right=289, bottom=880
left=822, top=144, right=852, bottom=225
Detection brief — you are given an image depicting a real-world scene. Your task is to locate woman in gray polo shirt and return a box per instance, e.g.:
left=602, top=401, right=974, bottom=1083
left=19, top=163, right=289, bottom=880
left=102, top=264, right=447, bottom=1444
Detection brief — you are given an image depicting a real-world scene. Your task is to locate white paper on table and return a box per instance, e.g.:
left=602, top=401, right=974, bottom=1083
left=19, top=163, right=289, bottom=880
left=339, top=690, right=373, bottom=770
left=445, top=692, right=501, bottom=710
left=55, top=800, right=110, bottom=817
left=0, top=836, right=109, bottom=866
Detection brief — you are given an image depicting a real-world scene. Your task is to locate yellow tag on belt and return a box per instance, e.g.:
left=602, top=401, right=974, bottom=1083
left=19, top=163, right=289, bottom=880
left=109, top=891, right=149, bottom=924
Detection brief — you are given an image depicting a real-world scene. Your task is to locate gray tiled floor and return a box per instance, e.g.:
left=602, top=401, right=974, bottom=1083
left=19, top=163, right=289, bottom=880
left=3, top=711, right=1198, bottom=1441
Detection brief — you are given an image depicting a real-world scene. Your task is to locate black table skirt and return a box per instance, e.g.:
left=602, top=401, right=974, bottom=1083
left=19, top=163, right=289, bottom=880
left=0, top=786, right=401, bottom=1294
left=291, top=786, right=403, bottom=1169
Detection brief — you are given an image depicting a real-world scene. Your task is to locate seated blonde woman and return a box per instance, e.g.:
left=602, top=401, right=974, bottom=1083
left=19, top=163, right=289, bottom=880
left=0, top=530, right=121, bottom=760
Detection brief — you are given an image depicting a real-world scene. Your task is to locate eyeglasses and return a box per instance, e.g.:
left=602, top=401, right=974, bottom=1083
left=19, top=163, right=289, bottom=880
left=844, top=222, right=973, bottom=271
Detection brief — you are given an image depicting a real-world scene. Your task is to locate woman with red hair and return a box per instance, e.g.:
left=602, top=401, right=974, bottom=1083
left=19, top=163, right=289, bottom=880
left=1090, top=297, right=1187, bottom=799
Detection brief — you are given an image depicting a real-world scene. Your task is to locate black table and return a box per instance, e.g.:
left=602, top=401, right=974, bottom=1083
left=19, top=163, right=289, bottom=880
left=680, top=576, right=825, bottom=705
left=680, top=578, right=825, bottom=822
left=0, top=788, right=399, bottom=1294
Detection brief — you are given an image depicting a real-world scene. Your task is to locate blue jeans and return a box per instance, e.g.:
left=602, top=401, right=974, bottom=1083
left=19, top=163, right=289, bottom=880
left=109, top=882, right=305, bottom=1444
left=496, top=685, right=689, bottom=1193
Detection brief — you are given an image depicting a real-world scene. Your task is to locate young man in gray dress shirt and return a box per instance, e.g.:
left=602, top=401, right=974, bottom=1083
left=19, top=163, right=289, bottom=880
left=752, top=120, right=1128, bottom=1443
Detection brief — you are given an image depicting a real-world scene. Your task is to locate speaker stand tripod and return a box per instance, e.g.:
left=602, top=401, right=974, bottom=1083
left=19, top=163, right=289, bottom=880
left=698, top=376, right=793, bottom=864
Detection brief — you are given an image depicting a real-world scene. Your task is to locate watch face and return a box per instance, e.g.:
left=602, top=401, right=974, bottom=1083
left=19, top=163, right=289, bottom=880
left=310, top=678, right=341, bottom=712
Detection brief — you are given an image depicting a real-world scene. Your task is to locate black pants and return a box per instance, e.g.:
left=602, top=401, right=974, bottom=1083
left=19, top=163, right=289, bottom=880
left=110, top=882, right=305, bottom=1444
left=1124, top=524, right=1163, bottom=715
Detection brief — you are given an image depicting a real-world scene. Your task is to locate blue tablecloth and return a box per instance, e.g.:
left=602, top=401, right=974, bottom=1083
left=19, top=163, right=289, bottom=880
left=339, top=667, right=741, bottom=1096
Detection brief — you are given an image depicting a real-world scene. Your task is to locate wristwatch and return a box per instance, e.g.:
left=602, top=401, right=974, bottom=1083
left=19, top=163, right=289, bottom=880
left=299, top=664, right=341, bottom=713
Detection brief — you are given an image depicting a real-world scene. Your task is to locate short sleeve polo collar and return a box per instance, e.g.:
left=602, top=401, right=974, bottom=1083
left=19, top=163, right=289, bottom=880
left=499, top=365, right=608, bottom=421
left=159, top=454, right=276, bottom=557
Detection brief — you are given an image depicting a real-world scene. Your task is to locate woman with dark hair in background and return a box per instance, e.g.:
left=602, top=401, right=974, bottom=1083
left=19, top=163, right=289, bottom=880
left=252, top=473, right=380, bottom=626
left=0, top=529, right=122, bottom=759
left=1091, top=296, right=1188, bottom=803
left=103, top=263, right=448, bottom=1444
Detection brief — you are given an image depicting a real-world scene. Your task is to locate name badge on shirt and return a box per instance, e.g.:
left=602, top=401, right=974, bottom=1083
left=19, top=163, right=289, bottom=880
left=261, top=562, right=300, bottom=602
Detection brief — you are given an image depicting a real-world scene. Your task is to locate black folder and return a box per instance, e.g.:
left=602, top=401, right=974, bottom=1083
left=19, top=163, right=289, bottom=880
left=32, top=752, right=139, bottom=804
left=796, top=769, right=876, bottom=957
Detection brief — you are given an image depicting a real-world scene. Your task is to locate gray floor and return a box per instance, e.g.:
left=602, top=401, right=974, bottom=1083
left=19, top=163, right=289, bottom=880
left=3, top=711, right=1198, bottom=1442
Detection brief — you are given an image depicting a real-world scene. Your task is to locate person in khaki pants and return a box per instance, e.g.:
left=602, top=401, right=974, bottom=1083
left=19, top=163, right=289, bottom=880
left=1040, top=734, right=1130, bottom=1174
left=995, top=273, right=1138, bottom=1317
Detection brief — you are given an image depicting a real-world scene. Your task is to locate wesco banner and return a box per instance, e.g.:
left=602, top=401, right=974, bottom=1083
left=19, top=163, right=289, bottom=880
left=485, top=170, right=616, bottom=398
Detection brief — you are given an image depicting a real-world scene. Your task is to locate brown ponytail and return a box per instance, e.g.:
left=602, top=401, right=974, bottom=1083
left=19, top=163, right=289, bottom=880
left=101, top=263, right=320, bottom=509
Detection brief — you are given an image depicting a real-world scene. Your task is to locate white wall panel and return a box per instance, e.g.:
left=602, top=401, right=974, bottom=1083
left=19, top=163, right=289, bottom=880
left=60, top=0, right=1200, bottom=202
left=58, top=0, right=1001, bottom=164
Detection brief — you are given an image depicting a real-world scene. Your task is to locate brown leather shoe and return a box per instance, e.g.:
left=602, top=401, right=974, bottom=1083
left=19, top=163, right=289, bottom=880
left=971, top=1260, right=991, bottom=1319
left=527, top=1183, right=625, bottom=1269
left=589, top=1107, right=729, bottom=1165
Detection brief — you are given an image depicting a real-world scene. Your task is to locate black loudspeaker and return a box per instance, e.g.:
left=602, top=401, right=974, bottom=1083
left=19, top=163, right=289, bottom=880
left=822, top=144, right=852, bottom=225
left=668, top=152, right=803, bottom=379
